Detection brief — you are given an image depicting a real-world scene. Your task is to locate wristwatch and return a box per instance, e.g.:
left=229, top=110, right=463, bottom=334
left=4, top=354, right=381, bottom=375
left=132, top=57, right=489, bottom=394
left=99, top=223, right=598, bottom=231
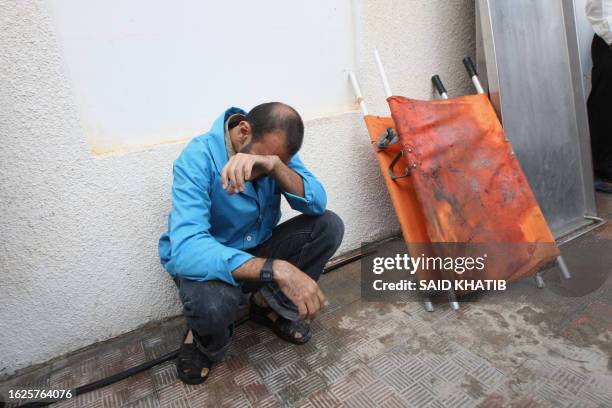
left=260, top=258, right=274, bottom=283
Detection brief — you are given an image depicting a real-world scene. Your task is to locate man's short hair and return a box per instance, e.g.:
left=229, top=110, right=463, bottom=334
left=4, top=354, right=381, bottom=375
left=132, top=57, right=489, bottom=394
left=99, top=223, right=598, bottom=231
left=246, top=102, right=304, bottom=156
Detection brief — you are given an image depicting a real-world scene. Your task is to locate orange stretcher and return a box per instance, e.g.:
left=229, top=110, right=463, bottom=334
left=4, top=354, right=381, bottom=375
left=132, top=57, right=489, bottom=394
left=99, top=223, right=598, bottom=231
left=349, top=54, right=570, bottom=311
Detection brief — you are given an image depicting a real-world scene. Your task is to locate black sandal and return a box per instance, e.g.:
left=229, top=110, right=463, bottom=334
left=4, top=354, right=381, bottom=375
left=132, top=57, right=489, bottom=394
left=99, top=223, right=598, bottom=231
left=176, top=329, right=212, bottom=385
left=249, top=295, right=312, bottom=345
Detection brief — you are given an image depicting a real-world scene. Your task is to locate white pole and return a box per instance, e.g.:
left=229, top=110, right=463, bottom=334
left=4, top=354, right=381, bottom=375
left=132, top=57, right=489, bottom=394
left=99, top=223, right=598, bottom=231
left=348, top=71, right=369, bottom=116
left=463, top=57, right=485, bottom=95
left=472, top=76, right=485, bottom=95
left=374, top=49, right=392, bottom=98
left=556, top=256, right=571, bottom=279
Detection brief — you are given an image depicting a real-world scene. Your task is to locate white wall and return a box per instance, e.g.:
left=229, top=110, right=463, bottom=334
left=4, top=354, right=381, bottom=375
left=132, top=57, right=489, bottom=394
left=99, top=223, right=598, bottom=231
left=48, top=0, right=356, bottom=154
left=0, top=0, right=474, bottom=376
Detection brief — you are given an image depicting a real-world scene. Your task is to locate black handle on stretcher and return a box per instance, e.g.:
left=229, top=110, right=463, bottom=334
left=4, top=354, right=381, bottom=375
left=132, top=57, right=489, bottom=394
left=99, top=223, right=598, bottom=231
left=463, top=57, right=477, bottom=78
left=462, top=56, right=485, bottom=94
left=431, top=75, right=447, bottom=96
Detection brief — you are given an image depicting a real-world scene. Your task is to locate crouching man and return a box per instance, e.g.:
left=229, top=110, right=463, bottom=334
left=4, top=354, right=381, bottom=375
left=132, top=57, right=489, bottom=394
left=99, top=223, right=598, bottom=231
left=158, top=102, right=344, bottom=384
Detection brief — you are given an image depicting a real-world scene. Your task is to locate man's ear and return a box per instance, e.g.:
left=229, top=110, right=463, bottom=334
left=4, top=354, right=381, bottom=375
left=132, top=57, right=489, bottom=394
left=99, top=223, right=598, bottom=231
left=238, top=121, right=252, bottom=144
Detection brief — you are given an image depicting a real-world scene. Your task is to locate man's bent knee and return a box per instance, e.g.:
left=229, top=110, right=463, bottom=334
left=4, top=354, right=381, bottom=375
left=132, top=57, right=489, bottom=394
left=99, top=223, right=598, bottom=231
left=314, top=210, right=345, bottom=252
left=178, top=279, right=242, bottom=335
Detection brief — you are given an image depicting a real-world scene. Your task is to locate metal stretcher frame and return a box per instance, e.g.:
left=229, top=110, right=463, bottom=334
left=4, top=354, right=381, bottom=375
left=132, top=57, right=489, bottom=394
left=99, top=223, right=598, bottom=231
left=348, top=51, right=573, bottom=311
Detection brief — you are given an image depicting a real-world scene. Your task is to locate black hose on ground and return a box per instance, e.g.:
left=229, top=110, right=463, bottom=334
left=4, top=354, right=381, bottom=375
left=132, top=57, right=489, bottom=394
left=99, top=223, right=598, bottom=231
left=15, top=349, right=179, bottom=408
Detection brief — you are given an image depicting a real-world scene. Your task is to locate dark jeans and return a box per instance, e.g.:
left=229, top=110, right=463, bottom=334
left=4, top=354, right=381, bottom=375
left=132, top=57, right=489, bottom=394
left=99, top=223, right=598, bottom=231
left=176, top=210, right=344, bottom=362
left=588, top=34, right=612, bottom=179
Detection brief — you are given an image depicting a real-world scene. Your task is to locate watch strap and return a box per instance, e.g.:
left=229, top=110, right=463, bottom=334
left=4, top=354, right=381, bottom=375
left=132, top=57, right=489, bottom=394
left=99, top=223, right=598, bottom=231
left=260, top=258, right=274, bottom=283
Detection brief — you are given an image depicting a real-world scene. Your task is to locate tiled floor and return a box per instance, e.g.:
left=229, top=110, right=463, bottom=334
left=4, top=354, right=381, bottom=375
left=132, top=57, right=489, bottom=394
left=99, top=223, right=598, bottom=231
left=2, top=194, right=612, bottom=408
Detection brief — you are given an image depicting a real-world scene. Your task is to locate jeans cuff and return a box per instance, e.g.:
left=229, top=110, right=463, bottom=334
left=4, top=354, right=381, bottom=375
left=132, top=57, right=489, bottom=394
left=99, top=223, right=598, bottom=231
left=192, top=326, right=233, bottom=363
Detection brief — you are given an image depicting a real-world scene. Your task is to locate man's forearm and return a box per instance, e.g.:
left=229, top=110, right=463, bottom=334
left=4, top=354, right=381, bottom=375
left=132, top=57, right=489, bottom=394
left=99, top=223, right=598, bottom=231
left=270, top=157, right=305, bottom=197
left=231, top=257, right=294, bottom=285
left=232, top=257, right=265, bottom=281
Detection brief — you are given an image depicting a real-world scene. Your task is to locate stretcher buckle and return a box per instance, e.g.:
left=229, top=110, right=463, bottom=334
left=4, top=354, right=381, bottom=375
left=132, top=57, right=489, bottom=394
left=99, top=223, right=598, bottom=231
left=388, top=150, right=411, bottom=180
left=376, top=128, right=399, bottom=150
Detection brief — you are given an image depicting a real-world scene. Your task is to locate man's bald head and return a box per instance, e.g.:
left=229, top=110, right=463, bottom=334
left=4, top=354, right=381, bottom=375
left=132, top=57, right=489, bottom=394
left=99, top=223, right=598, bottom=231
left=245, top=102, right=304, bottom=157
